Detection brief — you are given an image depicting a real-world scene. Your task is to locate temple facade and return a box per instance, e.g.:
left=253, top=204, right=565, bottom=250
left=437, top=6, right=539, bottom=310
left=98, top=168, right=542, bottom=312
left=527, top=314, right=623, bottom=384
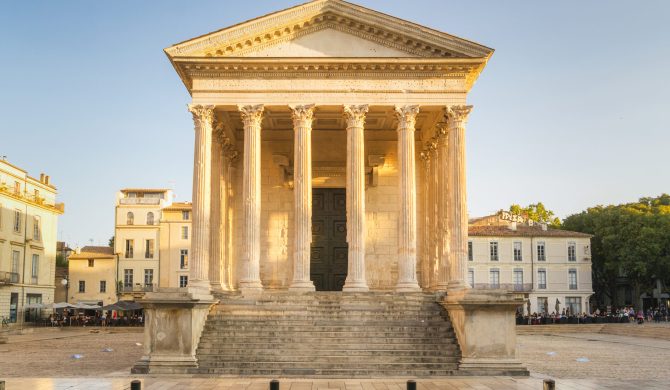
left=165, top=0, right=493, bottom=294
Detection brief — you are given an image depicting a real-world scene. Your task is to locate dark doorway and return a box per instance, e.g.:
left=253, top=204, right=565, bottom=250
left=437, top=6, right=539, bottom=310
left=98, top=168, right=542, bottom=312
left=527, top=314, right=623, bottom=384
left=311, top=188, right=348, bottom=291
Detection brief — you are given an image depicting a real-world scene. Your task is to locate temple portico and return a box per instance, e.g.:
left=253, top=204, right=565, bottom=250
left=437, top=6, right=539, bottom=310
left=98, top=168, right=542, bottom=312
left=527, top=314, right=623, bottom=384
left=185, top=102, right=472, bottom=294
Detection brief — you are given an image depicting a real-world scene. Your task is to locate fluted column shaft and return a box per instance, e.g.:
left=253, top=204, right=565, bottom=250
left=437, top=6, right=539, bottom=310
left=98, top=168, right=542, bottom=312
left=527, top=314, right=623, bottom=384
left=239, top=104, right=264, bottom=291
left=446, top=105, right=473, bottom=290
left=420, top=151, right=431, bottom=288
left=209, top=127, right=223, bottom=289
left=343, top=105, right=369, bottom=292
left=394, top=105, right=421, bottom=292
left=188, top=104, right=215, bottom=290
left=221, top=151, right=237, bottom=291
left=289, top=104, right=316, bottom=291
left=427, top=141, right=439, bottom=289
left=436, top=124, right=450, bottom=290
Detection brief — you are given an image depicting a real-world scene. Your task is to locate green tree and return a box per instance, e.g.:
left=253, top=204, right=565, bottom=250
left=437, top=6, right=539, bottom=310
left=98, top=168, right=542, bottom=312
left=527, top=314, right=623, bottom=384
left=509, top=202, right=561, bottom=227
left=562, top=194, right=670, bottom=306
left=108, top=236, right=115, bottom=248
left=56, top=253, right=68, bottom=267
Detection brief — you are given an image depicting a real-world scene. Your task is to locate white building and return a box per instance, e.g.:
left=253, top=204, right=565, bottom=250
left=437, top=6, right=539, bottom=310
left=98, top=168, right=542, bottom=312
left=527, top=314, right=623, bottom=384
left=114, top=189, right=173, bottom=300
left=0, top=158, right=64, bottom=323
left=468, top=212, right=594, bottom=315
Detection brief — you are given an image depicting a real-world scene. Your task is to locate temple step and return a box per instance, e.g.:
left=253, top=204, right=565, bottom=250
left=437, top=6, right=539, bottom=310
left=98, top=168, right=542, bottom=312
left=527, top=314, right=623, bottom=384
left=192, top=291, right=461, bottom=377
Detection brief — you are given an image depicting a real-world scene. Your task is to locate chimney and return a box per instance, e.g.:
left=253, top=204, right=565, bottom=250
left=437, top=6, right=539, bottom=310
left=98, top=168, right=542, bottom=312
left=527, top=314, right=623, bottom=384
left=541, top=223, right=547, bottom=231
left=44, top=175, right=50, bottom=185
left=40, top=173, right=45, bottom=182
left=75, top=247, right=81, bottom=254
left=508, top=221, right=517, bottom=231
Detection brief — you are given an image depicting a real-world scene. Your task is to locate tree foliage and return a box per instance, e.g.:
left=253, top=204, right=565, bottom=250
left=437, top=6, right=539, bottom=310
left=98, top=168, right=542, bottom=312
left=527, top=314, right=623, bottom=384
left=508, top=202, right=561, bottom=227
left=109, top=236, right=115, bottom=248
left=56, top=253, right=68, bottom=267
left=562, top=194, right=670, bottom=305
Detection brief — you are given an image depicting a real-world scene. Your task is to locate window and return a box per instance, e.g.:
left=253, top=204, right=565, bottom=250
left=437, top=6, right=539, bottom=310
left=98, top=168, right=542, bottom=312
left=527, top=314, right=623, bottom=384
left=32, top=216, right=41, bottom=241
left=11, top=250, right=20, bottom=275
left=125, top=239, right=134, bottom=258
left=537, top=241, right=546, bottom=261
left=565, top=297, right=582, bottom=315
left=489, top=269, right=500, bottom=289
left=468, top=269, right=474, bottom=288
left=181, top=226, right=189, bottom=240
left=144, top=269, right=154, bottom=286
left=13, top=209, right=21, bottom=233
left=14, top=181, right=21, bottom=195
left=513, top=241, right=522, bottom=261
left=78, top=281, right=85, bottom=293
left=568, top=241, right=576, bottom=262
left=182, top=211, right=190, bottom=220
left=538, top=269, right=547, bottom=289
left=489, top=242, right=499, bottom=261
left=145, top=239, right=154, bottom=259
left=100, top=280, right=106, bottom=293
left=88, top=259, right=94, bottom=267
left=127, top=212, right=134, bottom=225
left=31, top=254, right=39, bottom=284
left=180, top=249, right=189, bottom=269
left=468, top=241, right=473, bottom=261
left=513, top=269, right=523, bottom=291
left=537, top=297, right=547, bottom=314
left=568, top=269, right=578, bottom=290
left=179, top=275, right=188, bottom=288
left=124, top=269, right=134, bottom=287
left=146, top=212, right=155, bottom=226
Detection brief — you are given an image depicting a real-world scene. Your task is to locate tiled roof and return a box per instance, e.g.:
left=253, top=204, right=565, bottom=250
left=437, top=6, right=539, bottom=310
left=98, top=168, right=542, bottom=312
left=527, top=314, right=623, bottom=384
left=120, top=188, right=170, bottom=193
left=68, top=246, right=115, bottom=260
left=163, top=202, right=192, bottom=211
left=468, top=225, right=592, bottom=238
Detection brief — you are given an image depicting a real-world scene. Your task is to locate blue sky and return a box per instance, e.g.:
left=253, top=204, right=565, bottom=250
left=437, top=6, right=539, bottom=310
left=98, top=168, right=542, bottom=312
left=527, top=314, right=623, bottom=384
left=1, top=0, right=668, bottom=247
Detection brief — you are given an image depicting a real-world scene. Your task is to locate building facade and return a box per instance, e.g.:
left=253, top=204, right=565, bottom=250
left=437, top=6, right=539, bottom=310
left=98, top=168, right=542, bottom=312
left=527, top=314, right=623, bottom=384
left=114, top=189, right=173, bottom=300
left=67, top=246, right=117, bottom=306
left=469, top=213, right=594, bottom=314
left=0, top=158, right=64, bottom=323
left=158, top=202, right=192, bottom=289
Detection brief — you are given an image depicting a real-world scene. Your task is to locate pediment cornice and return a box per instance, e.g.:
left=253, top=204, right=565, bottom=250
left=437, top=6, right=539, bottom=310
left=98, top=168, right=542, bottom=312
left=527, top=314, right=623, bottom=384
left=165, top=0, right=493, bottom=59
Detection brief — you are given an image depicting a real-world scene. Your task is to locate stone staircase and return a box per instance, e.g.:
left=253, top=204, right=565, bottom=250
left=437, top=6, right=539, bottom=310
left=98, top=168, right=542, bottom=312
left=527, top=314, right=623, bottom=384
left=192, top=291, right=461, bottom=377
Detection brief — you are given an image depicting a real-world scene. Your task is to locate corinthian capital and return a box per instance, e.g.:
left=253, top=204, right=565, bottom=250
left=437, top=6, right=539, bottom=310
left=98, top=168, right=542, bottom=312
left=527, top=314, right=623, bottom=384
left=343, top=104, right=369, bottom=129
left=394, top=105, right=420, bottom=131
left=238, top=104, right=264, bottom=128
left=445, top=105, right=473, bottom=127
left=187, top=104, right=215, bottom=128
left=289, top=104, right=315, bottom=127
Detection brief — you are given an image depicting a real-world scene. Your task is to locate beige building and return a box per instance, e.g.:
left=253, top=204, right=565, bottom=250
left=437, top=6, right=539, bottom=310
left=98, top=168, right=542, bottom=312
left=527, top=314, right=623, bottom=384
left=469, top=212, right=594, bottom=314
left=67, top=246, right=117, bottom=306
left=158, top=202, right=192, bottom=289
left=0, top=158, right=64, bottom=323
left=114, top=189, right=173, bottom=300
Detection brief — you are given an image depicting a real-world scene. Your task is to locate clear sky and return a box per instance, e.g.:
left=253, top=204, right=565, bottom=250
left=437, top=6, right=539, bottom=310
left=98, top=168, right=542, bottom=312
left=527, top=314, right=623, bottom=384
left=1, top=0, right=668, bottom=247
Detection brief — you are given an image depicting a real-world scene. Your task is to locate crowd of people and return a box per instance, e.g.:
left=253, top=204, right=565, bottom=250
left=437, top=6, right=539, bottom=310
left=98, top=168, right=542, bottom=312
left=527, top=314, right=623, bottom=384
left=517, top=306, right=669, bottom=325
left=47, top=310, right=144, bottom=327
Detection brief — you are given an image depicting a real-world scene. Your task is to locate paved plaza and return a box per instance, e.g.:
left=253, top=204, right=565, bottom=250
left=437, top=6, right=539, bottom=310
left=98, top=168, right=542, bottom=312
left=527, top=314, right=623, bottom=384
left=2, top=327, right=670, bottom=388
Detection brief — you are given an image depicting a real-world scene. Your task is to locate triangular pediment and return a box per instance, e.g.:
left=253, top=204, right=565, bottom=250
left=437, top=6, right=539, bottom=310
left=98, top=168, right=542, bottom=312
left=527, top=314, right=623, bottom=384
left=165, top=0, right=493, bottom=59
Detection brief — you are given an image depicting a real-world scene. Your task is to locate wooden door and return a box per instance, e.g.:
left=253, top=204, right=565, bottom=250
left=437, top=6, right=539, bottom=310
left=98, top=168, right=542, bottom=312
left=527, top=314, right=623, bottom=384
left=311, top=188, right=348, bottom=291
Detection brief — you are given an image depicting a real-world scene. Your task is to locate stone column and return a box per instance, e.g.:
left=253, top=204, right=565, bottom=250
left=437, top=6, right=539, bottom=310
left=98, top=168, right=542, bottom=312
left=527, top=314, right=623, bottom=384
left=435, top=124, right=450, bottom=290
left=446, top=105, right=473, bottom=290
left=187, top=104, right=215, bottom=291
left=238, top=104, right=265, bottom=292
left=427, top=139, right=440, bottom=290
left=289, top=104, right=316, bottom=291
left=342, top=105, right=369, bottom=292
left=419, top=150, right=431, bottom=288
left=221, top=147, right=238, bottom=291
left=394, top=105, right=421, bottom=292
left=209, top=121, right=224, bottom=290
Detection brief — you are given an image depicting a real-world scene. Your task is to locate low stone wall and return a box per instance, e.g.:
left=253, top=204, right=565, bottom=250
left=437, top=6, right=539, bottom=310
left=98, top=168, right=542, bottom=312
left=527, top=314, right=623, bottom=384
left=517, top=323, right=670, bottom=340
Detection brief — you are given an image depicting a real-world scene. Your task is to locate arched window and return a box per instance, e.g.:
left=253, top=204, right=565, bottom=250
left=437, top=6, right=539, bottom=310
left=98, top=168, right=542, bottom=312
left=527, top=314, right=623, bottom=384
left=147, top=212, right=155, bottom=226
left=127, top=212, right=134, bottom=225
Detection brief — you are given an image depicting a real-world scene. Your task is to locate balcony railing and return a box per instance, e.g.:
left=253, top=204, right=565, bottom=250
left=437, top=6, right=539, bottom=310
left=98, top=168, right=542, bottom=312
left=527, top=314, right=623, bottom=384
left=120, top=284, right=156, bottom=293
left=0, top=272, right=19, bottom=284
left=472, top=283, right=533, bottom=292
left=0, top=185, right=64, bottom=213
left=119, top=198, right=161, bottom=205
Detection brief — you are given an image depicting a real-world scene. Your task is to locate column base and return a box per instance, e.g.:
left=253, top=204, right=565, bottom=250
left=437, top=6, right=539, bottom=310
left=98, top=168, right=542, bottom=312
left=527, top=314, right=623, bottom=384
left=430, top=282, right=449, bottom=291
left=447, top=280, right=469, bottom=291
left=238, top=280, right=263, bottom=296
left=395, top=281, right=421, bottom=292
left=288, top=280, right=316, bottom=292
